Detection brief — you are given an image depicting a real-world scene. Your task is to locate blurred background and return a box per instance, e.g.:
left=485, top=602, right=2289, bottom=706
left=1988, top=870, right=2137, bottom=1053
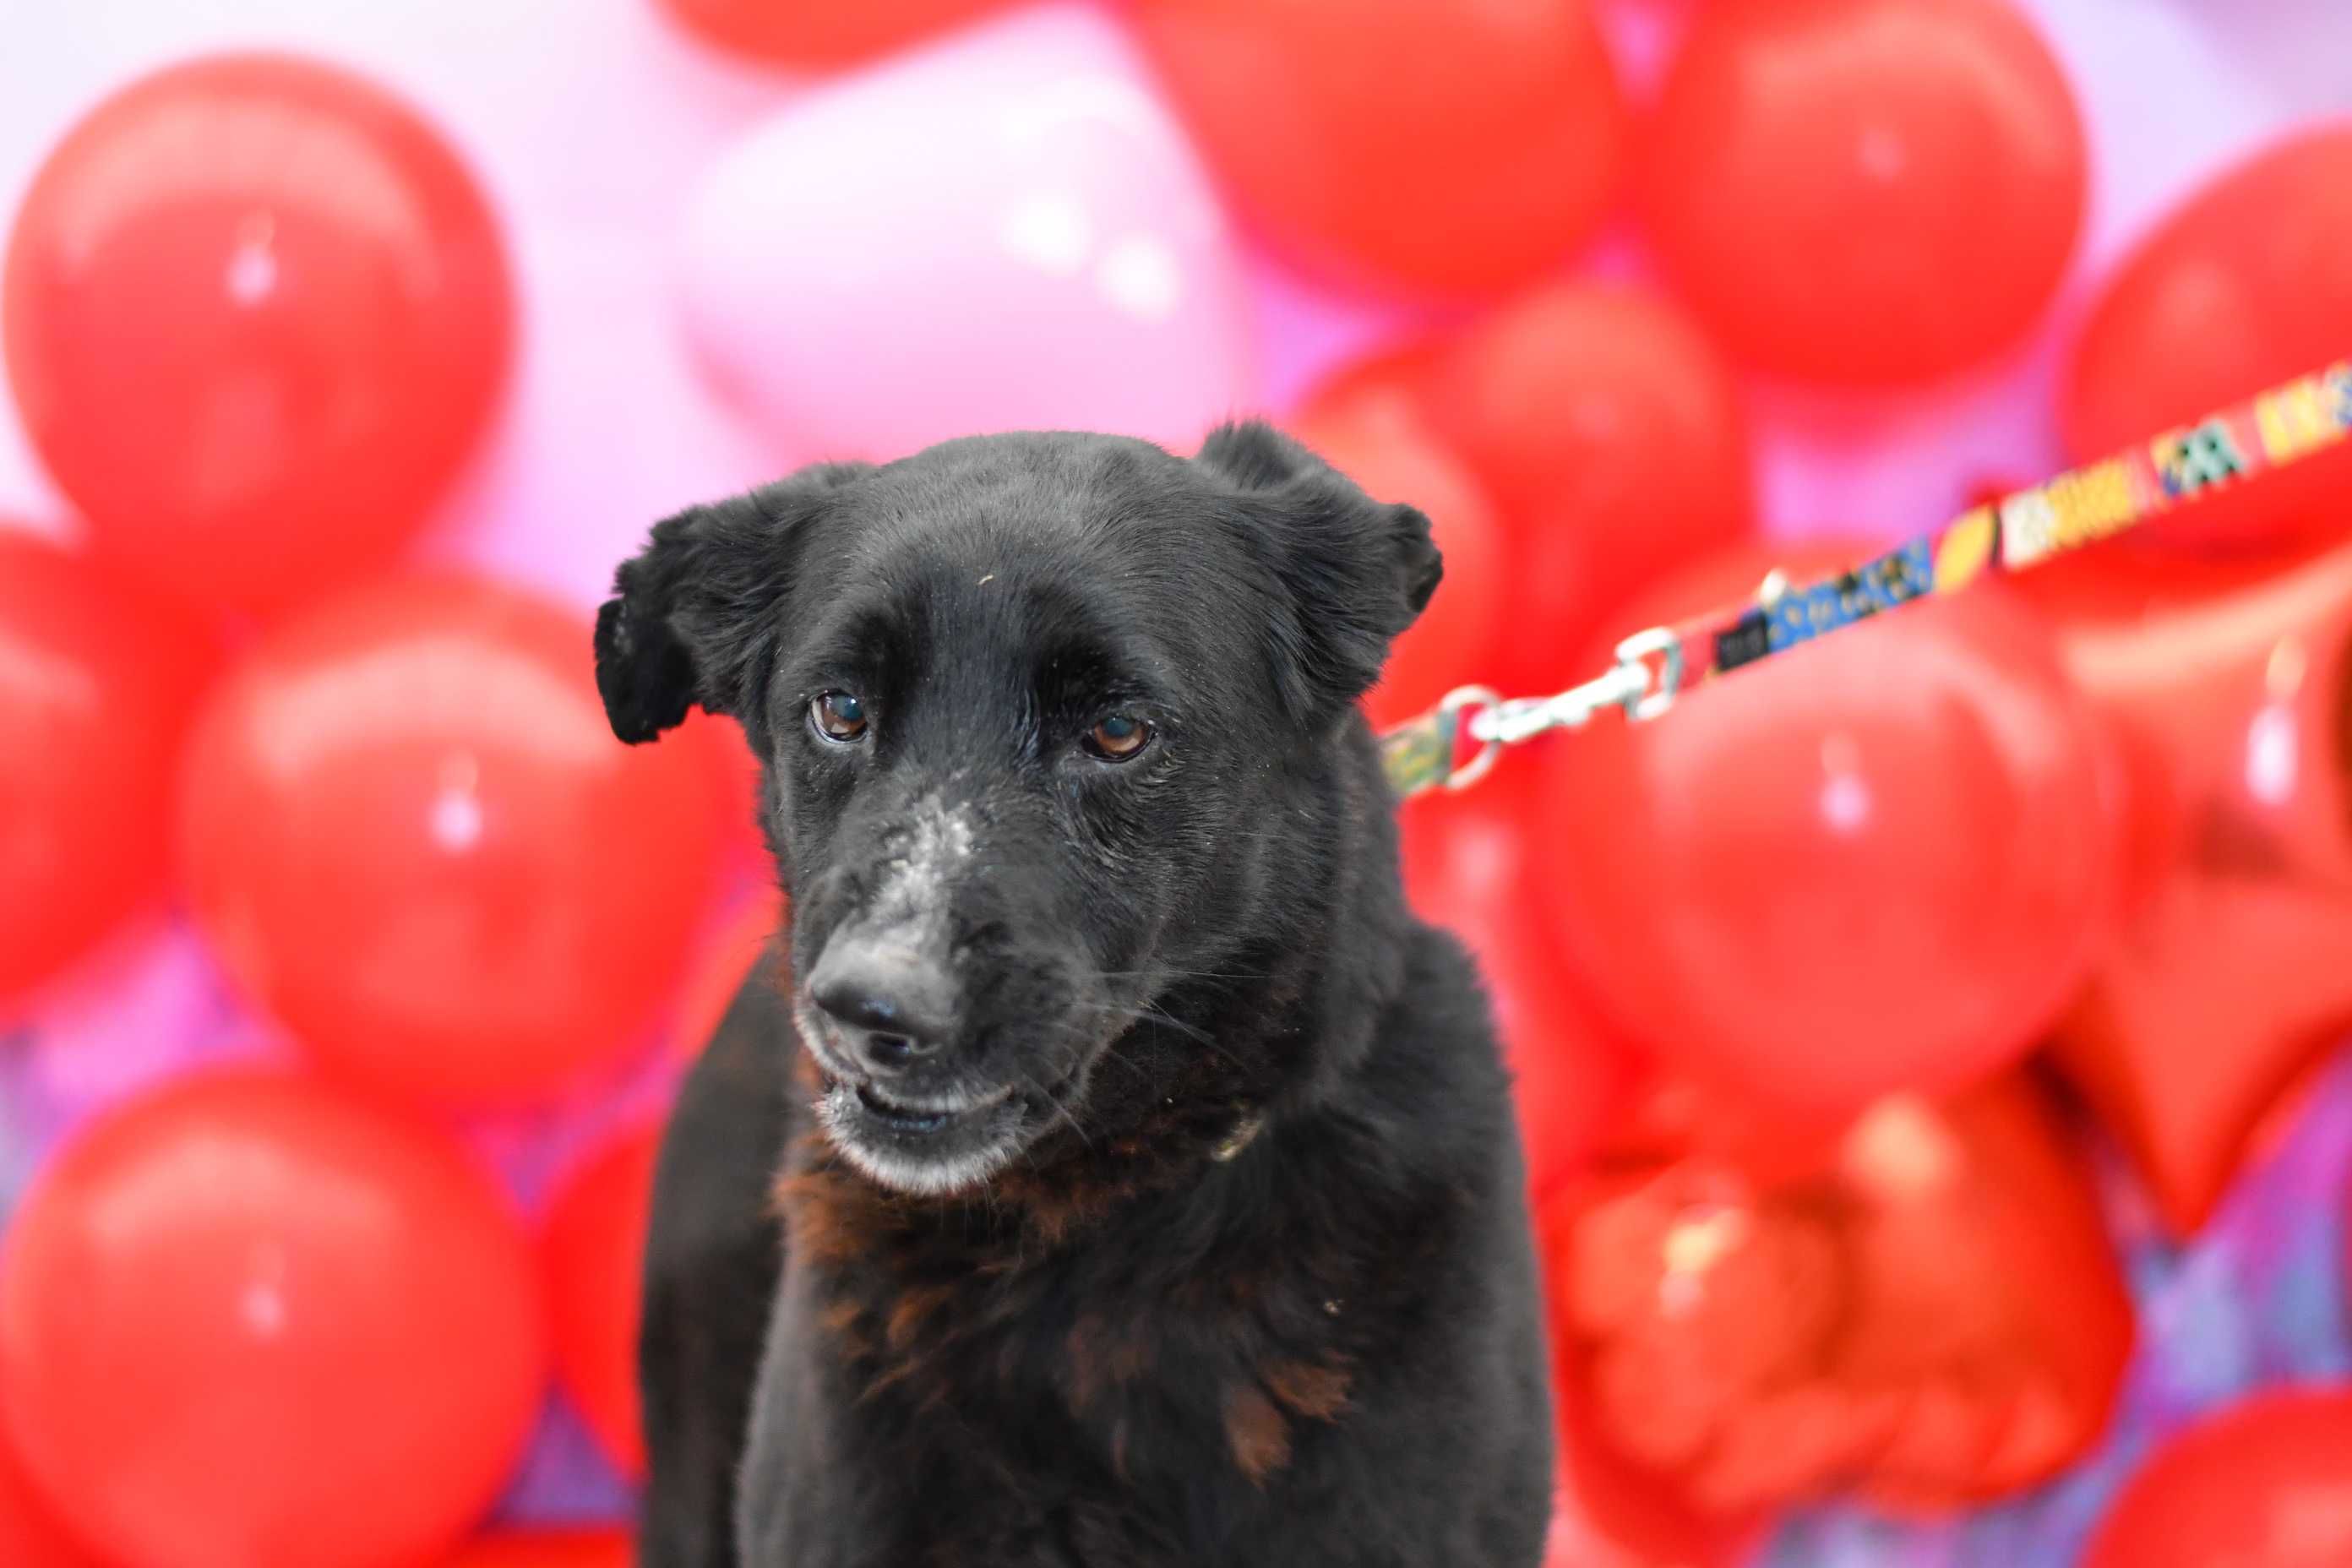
left=2, top=1, right=2349, bottom=1564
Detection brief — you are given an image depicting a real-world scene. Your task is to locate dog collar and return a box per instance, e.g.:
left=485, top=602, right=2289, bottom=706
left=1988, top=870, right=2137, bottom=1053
left=1211, top=1108, right=1265, bottom=1162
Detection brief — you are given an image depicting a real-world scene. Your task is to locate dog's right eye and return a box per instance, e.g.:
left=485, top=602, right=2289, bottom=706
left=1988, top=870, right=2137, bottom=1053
left=809, top=690, right=869, bottom=743
left=1082, top=710, right=1154, bottom=762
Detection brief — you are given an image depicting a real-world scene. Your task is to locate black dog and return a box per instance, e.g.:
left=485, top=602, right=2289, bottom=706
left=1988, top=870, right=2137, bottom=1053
left=595, top=423, right=1554, bottom=1566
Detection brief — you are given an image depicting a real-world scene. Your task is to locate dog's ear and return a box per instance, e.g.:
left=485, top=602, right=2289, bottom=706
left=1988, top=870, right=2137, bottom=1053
left=1195, top=420, right=1443, bottom=720
left=595, top=461, right=870, bottom=744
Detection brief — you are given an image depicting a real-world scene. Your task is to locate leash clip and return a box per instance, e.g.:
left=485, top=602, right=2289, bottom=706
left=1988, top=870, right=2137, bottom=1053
left=1393, top=624, right=1688, bottom=799
left=1437, top=684, right=1506, bottom=791
left=1446, top=629, right=1682, bottom=782
left=1612, top=627, right=1686, bottom=723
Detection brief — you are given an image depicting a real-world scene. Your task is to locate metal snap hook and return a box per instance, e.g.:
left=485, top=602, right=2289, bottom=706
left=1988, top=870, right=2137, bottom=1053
left=1439, top=684, right=1505, bottom=791
left=1613, top=628, right=1685, bottom=723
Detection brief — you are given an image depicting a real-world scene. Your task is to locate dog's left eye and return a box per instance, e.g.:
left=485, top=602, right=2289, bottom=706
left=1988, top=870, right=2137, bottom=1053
left=1083, top=711, right=1154, bottom=762
left=809, top=690, right=869, bottom=743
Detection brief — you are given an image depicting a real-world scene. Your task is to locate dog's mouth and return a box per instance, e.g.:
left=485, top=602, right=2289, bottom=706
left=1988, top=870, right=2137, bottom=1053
left=812, top=1073, right=1029, bottom=1195
left=795, top=1000, right=1044, bottom=1194
left=843, top=1078, right=1015, bottom=1136
left=856, top=1081, right=950, bottom=1134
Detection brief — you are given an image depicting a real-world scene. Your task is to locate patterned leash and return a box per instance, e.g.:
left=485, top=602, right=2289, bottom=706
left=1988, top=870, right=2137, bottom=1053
left=1380, top=359, right=2352, bottom=801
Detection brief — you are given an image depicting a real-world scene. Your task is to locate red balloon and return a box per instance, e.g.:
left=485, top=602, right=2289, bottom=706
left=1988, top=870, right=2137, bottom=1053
left=1289, top=406, right=1506, bottom=728
left=0, top=1072, right=547, bottom=1568
left=2063, top=127, right=2352, bottom=552
left=655, top=0, right=1008, bottom=67
left=0, top=534, right=210, bottom=1010
left=1537, top=542, right=2120, bottom=1119
left=1544, top=1071, right=2133, bottom=1514
left=442, top=1530, right=633, bottom=1568
left=1399, top=774, right=1637, bottom=1206
left=2083, top=1389, right=2352, bottom=1568
left=177, top=577, right=732, bottom=1106
left=3, top=56, right=511, bottom=618
left=1305, top=284, right=1753, bottom=696
left=542, top=1125, right=661, bottom=1479
left=2023, top=538, right=2352, bottom=1233
left=1542, top=1393, right=1761, bottom=1568
left=1130, top=0, right=1625, bottom=296
left=1645, top=0, right=2085, bottom=384
left=0, top=1431, right=95, bottom=1568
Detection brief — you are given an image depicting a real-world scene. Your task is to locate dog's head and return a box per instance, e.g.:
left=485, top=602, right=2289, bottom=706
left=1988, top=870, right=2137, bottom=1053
left=596, top=425, right=1439, bottom=1195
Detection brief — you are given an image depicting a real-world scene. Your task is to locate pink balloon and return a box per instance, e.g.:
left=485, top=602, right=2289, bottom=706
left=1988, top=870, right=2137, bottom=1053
left=677, top=4, right=1254, bottom=460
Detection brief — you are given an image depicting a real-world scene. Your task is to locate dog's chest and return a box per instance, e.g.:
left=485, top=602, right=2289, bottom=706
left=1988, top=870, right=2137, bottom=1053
left=758, top=1166, right=1364, bottom=1565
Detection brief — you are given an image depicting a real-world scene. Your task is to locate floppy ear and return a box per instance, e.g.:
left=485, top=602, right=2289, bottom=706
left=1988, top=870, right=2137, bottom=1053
left=595, top=461, right=869, bottom=744
left=1195, top=420, right=1443, bottom=720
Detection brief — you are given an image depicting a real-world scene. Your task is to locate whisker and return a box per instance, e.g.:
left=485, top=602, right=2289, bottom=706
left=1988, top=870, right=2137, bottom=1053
left=1021, top=1068, right=1095, bottom=1150
left=1066, top=999, right=1208, bottom=1040
left=1094, top=966, right=1275, bottom=983
left=1070, top=999, right=1250, bottom=1074
left=1080, top=1045, right=1152, bottom=1088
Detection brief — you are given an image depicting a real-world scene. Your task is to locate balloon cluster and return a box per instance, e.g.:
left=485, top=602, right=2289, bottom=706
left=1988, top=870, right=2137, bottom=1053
left=0, top=45, right=753, bottom=1567
left=0, top=2, right=2348, bottom=1565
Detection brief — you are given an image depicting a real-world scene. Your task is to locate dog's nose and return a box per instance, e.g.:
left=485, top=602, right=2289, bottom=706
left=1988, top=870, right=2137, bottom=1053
left=808, top=937, right=956, bottom=1074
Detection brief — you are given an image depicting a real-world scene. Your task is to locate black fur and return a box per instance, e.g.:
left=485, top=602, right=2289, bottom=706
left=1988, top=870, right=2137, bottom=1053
left=600, top=425, right=1552, bottom=1567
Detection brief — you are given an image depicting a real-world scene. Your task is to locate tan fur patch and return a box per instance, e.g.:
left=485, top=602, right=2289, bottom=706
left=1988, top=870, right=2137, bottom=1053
left=1107, top=1322, right=1152, bottom=1385
left=1222, top=1385, right=1291, bottom=1484
left=773, top=1168, right=863, bottom=1266
left=1065, top=1312, right=1153, bottom=1412
left=773, top=1135, right=897, bottom=1266
left=1065, top=1313, right=1109, bottom=1409
left=1264, top=1358, right=1352, bottom=1422
left=886, top=1282, right=953, bottom=1353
